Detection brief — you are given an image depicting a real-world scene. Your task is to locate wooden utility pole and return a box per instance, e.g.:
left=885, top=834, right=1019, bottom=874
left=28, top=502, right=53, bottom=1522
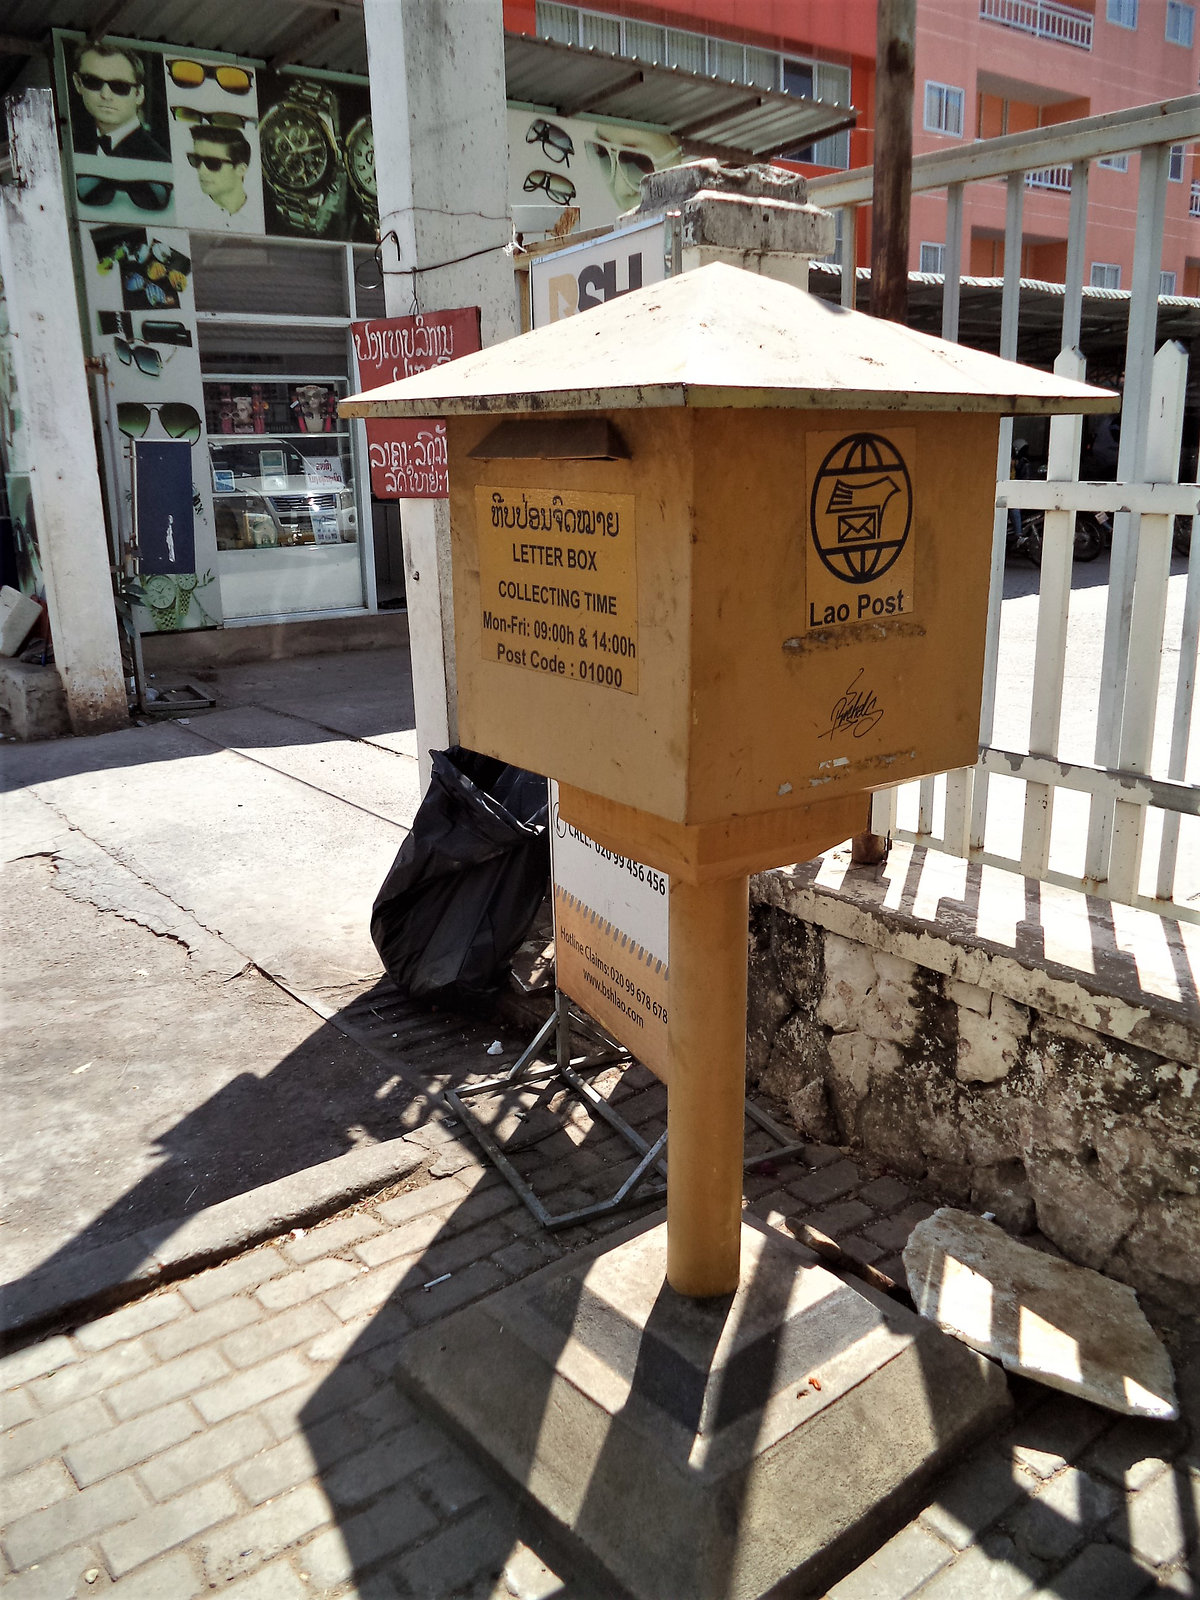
left=870, top=0, right=915, bottom=323
left=853, top=0, right=916, bottom=865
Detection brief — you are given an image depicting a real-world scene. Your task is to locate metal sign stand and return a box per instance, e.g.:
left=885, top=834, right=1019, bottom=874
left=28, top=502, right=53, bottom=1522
left=445, top=987, right=812, bottom=1233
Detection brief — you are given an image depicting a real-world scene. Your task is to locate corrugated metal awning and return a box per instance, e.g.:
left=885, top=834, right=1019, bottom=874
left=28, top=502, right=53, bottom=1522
left=808, top=262, right=1200, bottom=396
left=504, top=33, right=856, bottom=162
left=3, top=7, right=856, bottom=163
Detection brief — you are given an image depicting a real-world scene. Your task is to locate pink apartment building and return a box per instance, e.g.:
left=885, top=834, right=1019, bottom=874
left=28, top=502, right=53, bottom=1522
left=913, top=0, right=1199, bottom=293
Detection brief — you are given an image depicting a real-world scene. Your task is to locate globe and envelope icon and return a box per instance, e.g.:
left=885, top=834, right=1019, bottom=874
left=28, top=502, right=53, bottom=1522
left=811, top=432, right=913, bottom=584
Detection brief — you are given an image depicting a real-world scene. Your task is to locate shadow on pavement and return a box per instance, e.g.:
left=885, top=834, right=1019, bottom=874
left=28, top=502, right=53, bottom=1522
left=0, top=974, right=498, bottom=1339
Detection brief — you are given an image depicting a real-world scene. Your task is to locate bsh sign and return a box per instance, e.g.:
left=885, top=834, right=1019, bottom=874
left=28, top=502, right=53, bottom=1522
left=529, top=218, right=666, bottom=328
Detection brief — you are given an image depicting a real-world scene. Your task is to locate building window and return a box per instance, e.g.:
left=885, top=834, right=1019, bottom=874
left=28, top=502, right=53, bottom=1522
left=1160, top=270, right=1178, bottom=294
left=787, top=129, right=851, bottom=169
left=1098, top=153, right=1130, bottom=171
left=1106, top=0, right=1138, bottom=27
left=783, top=59, right=853, bottom=169
left=1169, top=144, right=1186, bottom=182
left=1167, top=1, right=1195, bottom=44
left=924, top=82, right=965, bottom=137
left=920, top=242, right=946, bottom=273
left=1090, top=261, right=1121, bottom=288
left=537, top=2, right=578, bottom=43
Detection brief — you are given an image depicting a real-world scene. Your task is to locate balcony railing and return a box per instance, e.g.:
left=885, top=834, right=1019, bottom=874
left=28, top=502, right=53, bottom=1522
left=979, top=0, right=1094, bottom=49
left=1025, top=165, right=1073, bottom=190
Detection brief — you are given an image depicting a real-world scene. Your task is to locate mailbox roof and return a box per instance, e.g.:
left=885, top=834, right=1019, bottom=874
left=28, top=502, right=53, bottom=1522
left=342, top=262, right=1117, bottom=420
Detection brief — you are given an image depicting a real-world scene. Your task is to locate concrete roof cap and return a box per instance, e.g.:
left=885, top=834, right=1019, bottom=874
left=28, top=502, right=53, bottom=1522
left=341, top=262, right=1119, bottom=420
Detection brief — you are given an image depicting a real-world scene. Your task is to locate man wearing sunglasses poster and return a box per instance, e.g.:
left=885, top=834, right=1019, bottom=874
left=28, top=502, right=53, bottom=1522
left=188, top=125, right=252, bottom=216
left=69, top=41, right=170, bottom=163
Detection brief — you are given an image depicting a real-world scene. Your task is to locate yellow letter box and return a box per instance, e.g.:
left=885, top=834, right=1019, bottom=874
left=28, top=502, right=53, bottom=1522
left=343, top=262, right=1115, bottom=1295
left=344, top=264, right=1112, bottom=881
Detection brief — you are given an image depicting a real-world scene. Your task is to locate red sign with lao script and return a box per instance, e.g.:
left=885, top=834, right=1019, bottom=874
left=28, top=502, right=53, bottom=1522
left=351, top=308, right=481, bottom=498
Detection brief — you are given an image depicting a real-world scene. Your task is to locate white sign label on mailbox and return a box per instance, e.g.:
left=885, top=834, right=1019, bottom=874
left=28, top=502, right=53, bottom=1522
left=529, top=218, right=667, bottom=329
left=550, top=781, right=669, bottom=1081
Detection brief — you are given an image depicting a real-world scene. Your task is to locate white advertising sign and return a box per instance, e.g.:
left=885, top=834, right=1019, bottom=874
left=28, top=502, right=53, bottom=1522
left=529, top=218, right=668, bottom=329
left=303, top=455, right=345, bottom=489
left=550, top=781, right=670, bottom=1080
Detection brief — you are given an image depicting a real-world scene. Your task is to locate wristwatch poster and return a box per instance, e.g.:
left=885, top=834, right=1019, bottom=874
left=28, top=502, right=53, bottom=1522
left=257, top=73, right=376, bottom=241
left=344, top=114, right=378, bottom=236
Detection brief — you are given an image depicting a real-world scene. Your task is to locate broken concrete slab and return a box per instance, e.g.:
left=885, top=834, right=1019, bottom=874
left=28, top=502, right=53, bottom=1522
left=397, top=1212, right=1010, bottom=1600
left=903, top=1208, right=1178, bottom=1422
left=0, top=659, right=70, bottom=740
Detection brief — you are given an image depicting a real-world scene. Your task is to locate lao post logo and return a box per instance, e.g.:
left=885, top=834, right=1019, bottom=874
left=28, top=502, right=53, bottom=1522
left=805, top=429, right=916, bottom=629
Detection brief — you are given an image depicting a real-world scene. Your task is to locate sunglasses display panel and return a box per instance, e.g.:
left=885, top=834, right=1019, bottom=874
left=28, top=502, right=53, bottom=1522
left=507, top=108, right=681, bottom=238
left=51, top=35, right=386, bottom=629
left=77, top=211, right=220, bottom=632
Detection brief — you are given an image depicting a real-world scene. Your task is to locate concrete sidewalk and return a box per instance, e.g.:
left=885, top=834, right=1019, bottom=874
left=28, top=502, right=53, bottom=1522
left=2, top=645, right=1197, bottom=1597
left=1, top=1131, right=1196, bottom=1599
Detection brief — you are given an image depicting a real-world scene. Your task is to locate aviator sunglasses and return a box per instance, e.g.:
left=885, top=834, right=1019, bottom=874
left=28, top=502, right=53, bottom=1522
left=523, top=169, right=576, bottom=205
left=117, top=402, right=201, bottom=444
left=77, top=174, right=173, bottom=212
left=167, top=60, right=253, bottom=94
left=75, top=71, right=138, bottom=96
left=171, top=106, right=256, bottom=129
left=526, top=119, right=573, bottom=165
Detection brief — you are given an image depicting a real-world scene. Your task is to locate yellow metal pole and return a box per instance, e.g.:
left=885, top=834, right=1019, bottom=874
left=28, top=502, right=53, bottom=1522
left=665, top=872, right=748, bottom=1297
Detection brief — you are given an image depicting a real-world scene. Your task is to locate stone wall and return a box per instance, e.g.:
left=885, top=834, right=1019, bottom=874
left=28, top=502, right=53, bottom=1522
left=747, top=865, right=1200, bottom=1314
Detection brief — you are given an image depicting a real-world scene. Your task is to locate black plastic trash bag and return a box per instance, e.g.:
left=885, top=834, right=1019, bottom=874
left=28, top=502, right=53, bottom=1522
left=371, top=746, right=550, bottom=1009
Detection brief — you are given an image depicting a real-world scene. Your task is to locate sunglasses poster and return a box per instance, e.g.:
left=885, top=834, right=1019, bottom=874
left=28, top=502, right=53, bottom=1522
left=164, top=53, right=265, bottom=234
left=65, top=39, right=172, bottom=166
left=508, top=110, right=681, bottom=238
left=79, top=211, right=218, bottom=631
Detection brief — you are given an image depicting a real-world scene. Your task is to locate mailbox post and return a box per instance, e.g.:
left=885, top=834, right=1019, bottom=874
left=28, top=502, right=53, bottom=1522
left=343, top=261, right=1114, bottom=1298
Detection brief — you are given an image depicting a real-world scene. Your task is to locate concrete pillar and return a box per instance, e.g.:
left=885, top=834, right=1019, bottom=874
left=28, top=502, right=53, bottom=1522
left=364, top=0, right=518, bottom=787
left=0, top=89, right=126, bottom=734
left=631, top=160, right=836, bottom=287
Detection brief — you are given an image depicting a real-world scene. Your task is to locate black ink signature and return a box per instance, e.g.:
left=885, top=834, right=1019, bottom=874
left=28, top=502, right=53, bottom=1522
left=821, top=669, right=884, bottom=740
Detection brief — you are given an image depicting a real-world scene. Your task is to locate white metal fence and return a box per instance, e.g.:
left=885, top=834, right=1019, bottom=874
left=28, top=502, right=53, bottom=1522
left=809, top=96, right=1200, bottom=924
left=979, top=0, right=1094, bottom=50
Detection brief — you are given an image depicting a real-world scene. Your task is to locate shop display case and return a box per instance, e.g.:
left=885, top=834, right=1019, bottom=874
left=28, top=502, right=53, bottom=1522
left=205, top=379, right=363, bottom=617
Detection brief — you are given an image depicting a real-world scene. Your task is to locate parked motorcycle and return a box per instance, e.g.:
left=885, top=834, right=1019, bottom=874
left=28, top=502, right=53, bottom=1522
left=1015, top=508, right=1106, bottom=566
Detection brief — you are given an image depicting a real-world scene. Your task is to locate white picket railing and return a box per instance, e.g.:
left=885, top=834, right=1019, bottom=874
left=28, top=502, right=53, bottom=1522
left=979, top=0, right=1094, bottom=49
left=809, top=96, right=1200, bottom=924
left=1025, top=165, right=1072, bottom=191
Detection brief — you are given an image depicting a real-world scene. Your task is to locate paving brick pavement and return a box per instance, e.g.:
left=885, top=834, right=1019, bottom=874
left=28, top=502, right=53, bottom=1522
left=2, top=1074, right=1197, bottom=1599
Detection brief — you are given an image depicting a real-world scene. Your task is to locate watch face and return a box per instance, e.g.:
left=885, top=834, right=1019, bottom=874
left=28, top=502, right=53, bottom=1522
left=142, top=574, right=176, bottom=610
left=261, top=105, right=334, bottom=192
left=349, top=124, right=376, bottom=196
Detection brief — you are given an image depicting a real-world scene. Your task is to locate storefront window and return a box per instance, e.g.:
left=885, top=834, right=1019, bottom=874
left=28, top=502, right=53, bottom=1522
left=201, top=366, right=362, bottom=618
